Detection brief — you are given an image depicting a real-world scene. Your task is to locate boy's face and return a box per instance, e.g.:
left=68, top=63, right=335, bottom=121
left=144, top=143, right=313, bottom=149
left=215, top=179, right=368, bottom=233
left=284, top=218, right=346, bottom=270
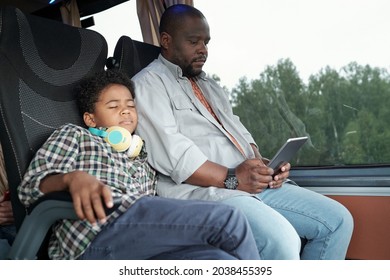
left=83, top=84, right=138, bottom=133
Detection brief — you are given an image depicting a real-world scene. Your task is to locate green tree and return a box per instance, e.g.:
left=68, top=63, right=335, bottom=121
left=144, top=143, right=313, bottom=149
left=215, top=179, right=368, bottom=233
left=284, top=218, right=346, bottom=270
left=230, top=60, right=390, bottom=166
left=232, top=59, right=312, bottom=162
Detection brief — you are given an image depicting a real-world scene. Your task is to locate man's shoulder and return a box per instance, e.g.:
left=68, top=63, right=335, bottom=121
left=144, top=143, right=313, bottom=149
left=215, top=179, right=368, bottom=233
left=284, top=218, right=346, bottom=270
left=132, top=57, right=174, bottom=83
left=133, top=59, right=163, bottom=76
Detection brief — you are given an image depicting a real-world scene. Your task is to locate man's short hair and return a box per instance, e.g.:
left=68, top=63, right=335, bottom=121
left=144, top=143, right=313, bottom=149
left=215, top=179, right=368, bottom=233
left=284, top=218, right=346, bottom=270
left=159, top=4, right=205, bottom=35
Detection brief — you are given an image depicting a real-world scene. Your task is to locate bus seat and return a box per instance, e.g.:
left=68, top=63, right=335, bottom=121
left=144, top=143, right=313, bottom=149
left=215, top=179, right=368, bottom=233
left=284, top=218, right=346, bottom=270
left=107, top=35, right=160, bottom=78
left=0, top=6, right=108, bottom=259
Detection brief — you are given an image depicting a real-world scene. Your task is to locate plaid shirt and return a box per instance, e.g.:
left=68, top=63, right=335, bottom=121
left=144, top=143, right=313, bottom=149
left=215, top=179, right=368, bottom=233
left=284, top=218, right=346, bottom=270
left=18, top=123, right=157, bottom=259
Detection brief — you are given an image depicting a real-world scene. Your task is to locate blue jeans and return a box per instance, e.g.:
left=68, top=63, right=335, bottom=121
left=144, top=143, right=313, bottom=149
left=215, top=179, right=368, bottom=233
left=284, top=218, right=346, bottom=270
left=79, top=196, right=259, bottom=260
left=0, top=239, right=10, bottom=259
left=0, top=225, right=16, bottom=260
left=222, top=182, right=354, bottom=260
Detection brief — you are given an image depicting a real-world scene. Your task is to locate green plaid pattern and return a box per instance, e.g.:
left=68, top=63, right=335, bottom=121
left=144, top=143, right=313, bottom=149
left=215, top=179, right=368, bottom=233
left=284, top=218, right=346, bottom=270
left=18, top=123, right=157, bottom=259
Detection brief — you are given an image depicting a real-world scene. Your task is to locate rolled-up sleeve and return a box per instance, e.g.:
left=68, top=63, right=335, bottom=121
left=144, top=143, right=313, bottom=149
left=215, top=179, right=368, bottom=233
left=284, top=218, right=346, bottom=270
left=18, top=126, right=80, bottom=207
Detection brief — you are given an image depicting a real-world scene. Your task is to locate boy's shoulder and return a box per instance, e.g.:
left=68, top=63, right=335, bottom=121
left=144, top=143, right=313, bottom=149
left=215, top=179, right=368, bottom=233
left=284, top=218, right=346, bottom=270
left=51, top=123, right=89, bottom=139
left=57, top=123, right=87, bottom=133
left=58, top=123, right=85, bottom=130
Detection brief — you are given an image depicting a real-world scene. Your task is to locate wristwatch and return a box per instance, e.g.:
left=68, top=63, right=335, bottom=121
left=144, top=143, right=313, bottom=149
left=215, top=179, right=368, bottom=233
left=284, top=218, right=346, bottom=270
left=224, top=168, right=238, bottom=190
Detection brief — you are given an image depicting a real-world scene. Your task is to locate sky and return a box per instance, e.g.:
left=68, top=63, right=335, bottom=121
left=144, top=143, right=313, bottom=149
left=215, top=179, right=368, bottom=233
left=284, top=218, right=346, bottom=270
left=89, top=0, right=390, bottom=90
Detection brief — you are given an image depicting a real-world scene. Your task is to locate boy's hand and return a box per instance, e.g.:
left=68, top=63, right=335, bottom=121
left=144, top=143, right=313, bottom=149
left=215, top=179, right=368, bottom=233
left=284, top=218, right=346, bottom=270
left=64, top=171, right=113, bottom=225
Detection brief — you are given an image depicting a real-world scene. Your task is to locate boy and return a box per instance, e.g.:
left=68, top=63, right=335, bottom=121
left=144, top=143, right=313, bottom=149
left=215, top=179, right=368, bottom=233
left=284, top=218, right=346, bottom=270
left=17, top=70, right=259, bottom=260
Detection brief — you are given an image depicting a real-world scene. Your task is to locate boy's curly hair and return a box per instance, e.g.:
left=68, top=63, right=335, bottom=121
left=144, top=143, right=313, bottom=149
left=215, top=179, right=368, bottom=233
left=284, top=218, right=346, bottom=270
left=75, top=70, right=135, bottom=114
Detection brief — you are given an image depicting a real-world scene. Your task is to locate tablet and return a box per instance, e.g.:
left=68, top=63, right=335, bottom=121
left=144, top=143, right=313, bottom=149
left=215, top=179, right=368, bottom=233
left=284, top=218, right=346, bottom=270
left=267, top=136, right=308, bottom=171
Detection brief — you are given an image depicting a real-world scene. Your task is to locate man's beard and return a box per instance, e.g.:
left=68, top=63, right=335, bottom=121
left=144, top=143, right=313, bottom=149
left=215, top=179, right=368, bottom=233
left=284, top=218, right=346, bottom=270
left=183, top=64, right=201, bottom=78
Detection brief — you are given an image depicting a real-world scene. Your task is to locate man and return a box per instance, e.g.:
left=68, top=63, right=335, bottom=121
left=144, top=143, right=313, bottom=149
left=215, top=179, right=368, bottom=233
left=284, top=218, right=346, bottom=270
left=133, top=4, right=354, bottom=260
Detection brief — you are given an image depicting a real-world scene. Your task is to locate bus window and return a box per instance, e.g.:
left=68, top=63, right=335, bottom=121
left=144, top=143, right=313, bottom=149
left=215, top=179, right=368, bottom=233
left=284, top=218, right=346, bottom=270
left=90, top=0, right=390, bottom=167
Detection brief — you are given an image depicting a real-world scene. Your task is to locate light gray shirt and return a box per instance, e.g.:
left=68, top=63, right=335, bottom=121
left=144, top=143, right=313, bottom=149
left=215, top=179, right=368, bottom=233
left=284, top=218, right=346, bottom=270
left=133, top=55, right=256, bottom=201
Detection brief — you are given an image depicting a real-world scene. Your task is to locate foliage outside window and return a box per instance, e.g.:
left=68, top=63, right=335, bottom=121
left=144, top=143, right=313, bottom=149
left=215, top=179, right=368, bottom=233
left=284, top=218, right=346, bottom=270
left=229, top=59, right=390, bottom=167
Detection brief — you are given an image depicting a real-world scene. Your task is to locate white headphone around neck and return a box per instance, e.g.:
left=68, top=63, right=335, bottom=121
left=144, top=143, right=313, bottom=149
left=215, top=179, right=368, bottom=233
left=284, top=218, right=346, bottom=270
left=89, top=126, right=143, bottom=158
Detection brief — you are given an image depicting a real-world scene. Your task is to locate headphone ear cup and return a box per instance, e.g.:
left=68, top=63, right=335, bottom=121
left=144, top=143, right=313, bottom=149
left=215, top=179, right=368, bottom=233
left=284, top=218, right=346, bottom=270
left=105, top=126, right=132, bottom=152
left=89, top=126, right=141, bottom=154
left=127, top=134, right=143, bottom=158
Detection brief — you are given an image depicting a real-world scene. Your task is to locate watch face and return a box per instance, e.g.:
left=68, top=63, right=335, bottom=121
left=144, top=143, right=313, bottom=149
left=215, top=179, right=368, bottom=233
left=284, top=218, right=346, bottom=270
left=224, top=176, right=238, bottom=190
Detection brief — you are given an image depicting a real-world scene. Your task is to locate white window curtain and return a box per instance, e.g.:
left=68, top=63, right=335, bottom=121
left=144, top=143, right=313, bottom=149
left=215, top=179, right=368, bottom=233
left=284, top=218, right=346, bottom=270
left=136, top=0, right=194, bottom=45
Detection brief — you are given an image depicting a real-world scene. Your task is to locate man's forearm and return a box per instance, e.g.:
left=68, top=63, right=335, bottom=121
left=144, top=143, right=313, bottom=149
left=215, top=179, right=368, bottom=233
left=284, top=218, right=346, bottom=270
left=184, top=160, right=228, bottom=188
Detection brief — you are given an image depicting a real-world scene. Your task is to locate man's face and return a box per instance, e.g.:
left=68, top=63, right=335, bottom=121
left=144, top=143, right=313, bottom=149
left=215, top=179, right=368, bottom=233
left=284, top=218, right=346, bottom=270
left=164, top=16, right=210, bottom=77
left=84, top=84, right=138, bottom=133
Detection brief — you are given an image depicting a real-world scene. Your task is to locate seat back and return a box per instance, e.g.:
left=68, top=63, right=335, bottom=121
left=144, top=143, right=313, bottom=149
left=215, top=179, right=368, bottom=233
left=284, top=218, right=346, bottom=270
left=107, top=35, right=160, bottom=78
left=0, top=6, right=108, bottom=229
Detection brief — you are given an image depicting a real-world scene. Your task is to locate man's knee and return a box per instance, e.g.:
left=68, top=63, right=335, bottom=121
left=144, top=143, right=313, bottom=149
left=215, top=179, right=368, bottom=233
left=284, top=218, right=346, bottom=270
left=193, top=202, right=253, bottom=239
left=334, top=204, right=354, bottom=236
left=210, top=203, right=248, bottom=224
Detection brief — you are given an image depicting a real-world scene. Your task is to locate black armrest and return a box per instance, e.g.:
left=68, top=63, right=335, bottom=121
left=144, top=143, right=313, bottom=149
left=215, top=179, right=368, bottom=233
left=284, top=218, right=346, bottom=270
left=28, top=191, right=121, bottom=216
left=8, top=191, right=120, bottom=259
left=27, top=191, right=76, bottom=215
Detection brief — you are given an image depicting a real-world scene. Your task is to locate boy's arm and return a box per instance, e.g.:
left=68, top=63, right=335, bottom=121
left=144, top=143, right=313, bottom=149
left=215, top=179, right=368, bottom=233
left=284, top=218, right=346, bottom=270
left=19, top=124, right=113, bottom=224
left=40, top=171, right=113, bottom=225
